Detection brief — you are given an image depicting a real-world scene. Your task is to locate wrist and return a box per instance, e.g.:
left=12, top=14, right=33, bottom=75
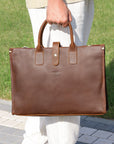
left=48, top=0, right=63, bottom=4
left=48, top=0, right=63, bottom=2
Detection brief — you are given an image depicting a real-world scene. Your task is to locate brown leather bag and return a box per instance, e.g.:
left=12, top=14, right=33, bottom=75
left=9, top=19, right=109, bottom=116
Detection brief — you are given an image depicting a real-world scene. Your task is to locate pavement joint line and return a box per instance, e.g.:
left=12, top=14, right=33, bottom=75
left=90, top=129, right=98, bottom=136
left=91, top=137, right=99, bottom=144
left=107, top=134, right=114, bottom=139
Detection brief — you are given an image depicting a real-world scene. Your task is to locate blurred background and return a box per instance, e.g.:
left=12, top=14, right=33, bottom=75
left=0, top=0, right=114, bottom=119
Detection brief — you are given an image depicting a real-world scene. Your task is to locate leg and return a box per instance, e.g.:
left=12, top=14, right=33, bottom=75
left=22, top=8, right=49, bottom=144
left=22, top=0, right=94, bottom=143
left=44, top=1, right=94, bottom=144
left=22, top=116, right=48, bottom=144
left=45, top=116, right=80, bottom=144
left=82, top=0, right=94, bottom=45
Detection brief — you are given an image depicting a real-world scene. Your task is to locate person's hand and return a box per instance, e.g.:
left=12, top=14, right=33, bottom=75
left=46, top=0, right=72, bottom=27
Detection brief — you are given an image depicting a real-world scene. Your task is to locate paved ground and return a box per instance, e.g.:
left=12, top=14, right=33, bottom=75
left=0, top=99, right=114, bottom=144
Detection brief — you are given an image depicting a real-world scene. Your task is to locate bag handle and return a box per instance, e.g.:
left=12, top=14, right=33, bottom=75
left=35, top=19, right=77, bottom=52
left=35, top=19, right=78, bottom=65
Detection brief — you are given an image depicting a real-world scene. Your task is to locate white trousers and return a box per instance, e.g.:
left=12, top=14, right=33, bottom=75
left=22, top=0, right=94, bottom=144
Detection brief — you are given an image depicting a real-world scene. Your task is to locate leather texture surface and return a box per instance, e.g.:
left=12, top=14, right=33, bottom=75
left=9, top=20, right=108, bottom=116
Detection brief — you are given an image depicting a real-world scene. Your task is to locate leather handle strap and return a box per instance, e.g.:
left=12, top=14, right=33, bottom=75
left=35, top=19, right=78, bottom=65
left=35, top=19, right=77, bottom=52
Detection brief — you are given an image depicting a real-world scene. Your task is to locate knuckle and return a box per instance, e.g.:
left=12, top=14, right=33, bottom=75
left=56, top=20, right=61, bottom=24
left=62, top=17, right=68, bottom=22
left=47, top=17, right=52, bottom=22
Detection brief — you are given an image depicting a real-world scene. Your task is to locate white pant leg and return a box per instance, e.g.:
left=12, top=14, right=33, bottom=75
left=22, top=116, right=48, bottom=144
left=22, top=0, right=94, bottom=144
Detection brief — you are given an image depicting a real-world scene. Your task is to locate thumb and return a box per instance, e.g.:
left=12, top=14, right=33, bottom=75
left=68, top=10, right=72, bottom=22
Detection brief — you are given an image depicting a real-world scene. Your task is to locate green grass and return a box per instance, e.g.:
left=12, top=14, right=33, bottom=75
left=0, top=0, right=114, bottom=119
left=0, top=0, right=34, bottom=99
left=88, top=0, right=114, bottom=119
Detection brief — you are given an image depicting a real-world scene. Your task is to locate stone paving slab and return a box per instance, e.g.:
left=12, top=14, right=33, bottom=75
left=110, top=128, right=114, bottom=133
left=80, top=127, right=97, bottom=135
left=0, top=99, right=114, bottom=144
left=0, top=125, right=24, bottom=143
left=0, top=109, right=27, bottom=130
left=0, top=125, right=24, bottom=137
left=80, top=119, right=114, bottom=132
left=78, top=134, right=98, bottom=144
left=93, top=122, right=114, bottom=131
left=0, top=131, right=23, bottom=144
left=80, top=119, right=98, bottom=128
left=109, top=134, right=114, bottom=141
left=92, top=130, right=113, bottom=139
left=85, top=116, right=114, bottom=126
left=93, top=138, right=114, bottom=144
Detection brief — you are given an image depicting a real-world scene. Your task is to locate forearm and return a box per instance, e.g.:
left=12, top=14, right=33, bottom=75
left=48, top=0, right=63, bottom=2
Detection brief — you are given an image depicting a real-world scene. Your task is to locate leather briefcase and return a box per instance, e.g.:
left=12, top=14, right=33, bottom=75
left=9, top=19, right=109, bottom=116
